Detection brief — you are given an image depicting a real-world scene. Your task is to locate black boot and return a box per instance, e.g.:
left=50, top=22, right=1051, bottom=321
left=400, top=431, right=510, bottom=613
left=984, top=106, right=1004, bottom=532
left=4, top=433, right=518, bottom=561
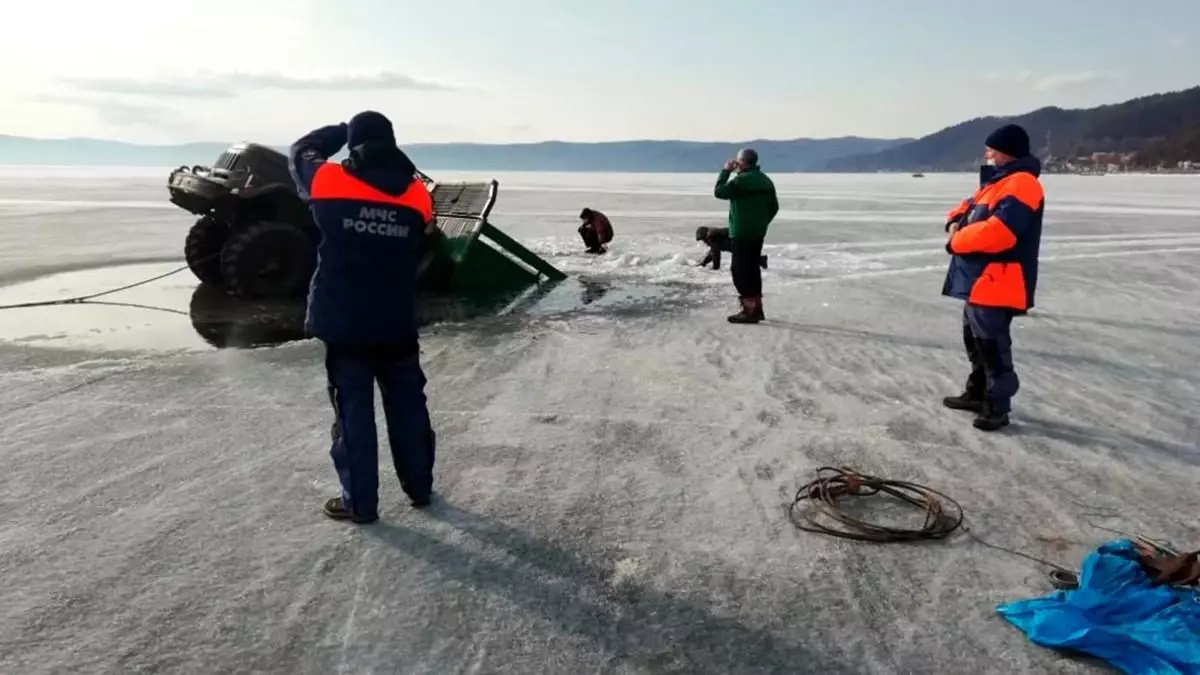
left=402, top=480, right=433, bottom=509
left=323, top=497, right=378, bottom=524
left=943, top=391, right=984, bottom=413
left=946, top=322, right=987, bottom=413
left=972, top=335, right=1016, bottom=432
left=973, top=406, right=1010, bottom=432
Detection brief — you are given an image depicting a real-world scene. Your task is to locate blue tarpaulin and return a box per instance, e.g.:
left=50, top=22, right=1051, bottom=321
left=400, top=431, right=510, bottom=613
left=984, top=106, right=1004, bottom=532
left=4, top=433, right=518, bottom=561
left=997, top=539, right=1200, bottom=675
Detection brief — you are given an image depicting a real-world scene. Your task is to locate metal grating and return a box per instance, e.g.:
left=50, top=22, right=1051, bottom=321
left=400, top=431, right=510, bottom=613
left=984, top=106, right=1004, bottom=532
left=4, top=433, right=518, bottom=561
left=435, top=215, right=483, bottom=241
left=430, top=181, right=496, bottom=219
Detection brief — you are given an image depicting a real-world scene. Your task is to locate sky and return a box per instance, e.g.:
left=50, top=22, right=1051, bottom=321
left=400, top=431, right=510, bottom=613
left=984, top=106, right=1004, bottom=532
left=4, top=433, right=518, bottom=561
left=1, top=0, right=1197, bottom=146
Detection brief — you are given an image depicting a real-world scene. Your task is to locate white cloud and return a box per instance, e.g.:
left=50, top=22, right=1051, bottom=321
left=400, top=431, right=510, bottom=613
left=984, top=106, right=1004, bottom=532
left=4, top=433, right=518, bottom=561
left=28, top=94, right=196, bottom=135
left=984, top=70, right=1109, bottom=91
left=56, top=71, right=472, bottom=99
left=1032, top=71, right=1106, bottom=91
left=984, top=70, right=1031, bottom=84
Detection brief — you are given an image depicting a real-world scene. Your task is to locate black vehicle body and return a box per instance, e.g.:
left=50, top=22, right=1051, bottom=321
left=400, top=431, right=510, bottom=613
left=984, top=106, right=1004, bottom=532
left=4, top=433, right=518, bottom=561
left=169, top=142, right=321, bottom=299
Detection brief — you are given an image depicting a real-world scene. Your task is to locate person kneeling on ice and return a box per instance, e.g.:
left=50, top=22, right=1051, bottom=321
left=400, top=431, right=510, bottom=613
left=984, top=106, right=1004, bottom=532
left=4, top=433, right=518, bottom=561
left=942, top=123, right=1045, bottom=432
left=713, top=148, right=779, bottom=323
left=695, top=225, right=767, bottom=271
left=578, top=207, right=613, bottom=254
left=289, top=111, right=437, bottom=523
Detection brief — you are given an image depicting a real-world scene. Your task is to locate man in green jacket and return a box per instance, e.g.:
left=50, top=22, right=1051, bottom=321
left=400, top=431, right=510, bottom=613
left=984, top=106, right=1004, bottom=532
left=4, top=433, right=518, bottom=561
left=713, top=148, right=779, bottom=323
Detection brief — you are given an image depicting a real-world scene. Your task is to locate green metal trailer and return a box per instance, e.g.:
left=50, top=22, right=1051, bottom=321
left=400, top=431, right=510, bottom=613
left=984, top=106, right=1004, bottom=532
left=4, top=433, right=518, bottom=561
left=420, top=179, right=566, bottom=292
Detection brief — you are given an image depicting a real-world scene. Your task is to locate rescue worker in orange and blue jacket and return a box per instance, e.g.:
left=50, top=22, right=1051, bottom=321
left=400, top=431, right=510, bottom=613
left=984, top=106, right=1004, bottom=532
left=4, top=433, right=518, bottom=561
left=289, top=111, right=436, bottom=523
left=941, top=123, right=1044, bottom=431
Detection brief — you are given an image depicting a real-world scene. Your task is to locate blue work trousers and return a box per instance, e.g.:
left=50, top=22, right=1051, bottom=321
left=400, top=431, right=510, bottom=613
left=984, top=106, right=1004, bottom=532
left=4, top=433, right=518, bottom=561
left=325, top=343, right=435, bottom=519
left=962, top=304, right=1019, bottom=415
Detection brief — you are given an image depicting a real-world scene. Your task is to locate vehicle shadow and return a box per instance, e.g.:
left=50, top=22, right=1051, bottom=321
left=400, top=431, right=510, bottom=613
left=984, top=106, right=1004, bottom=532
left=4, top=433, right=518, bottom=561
left=188, top=282, right=308, bottom=349
left=185, top=281, right=567, bottom=349
left=365, top=500, right=855, bottom=674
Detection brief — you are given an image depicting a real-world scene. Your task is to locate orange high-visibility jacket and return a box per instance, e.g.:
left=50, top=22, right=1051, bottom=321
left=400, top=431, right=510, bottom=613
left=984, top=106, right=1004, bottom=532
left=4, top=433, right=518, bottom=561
left=942, top=156, right=1045, bottom=312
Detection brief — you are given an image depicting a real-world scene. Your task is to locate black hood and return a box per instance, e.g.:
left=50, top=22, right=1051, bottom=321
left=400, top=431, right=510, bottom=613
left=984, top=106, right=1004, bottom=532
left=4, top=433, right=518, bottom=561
left=342, top=142, right=419, bottom=196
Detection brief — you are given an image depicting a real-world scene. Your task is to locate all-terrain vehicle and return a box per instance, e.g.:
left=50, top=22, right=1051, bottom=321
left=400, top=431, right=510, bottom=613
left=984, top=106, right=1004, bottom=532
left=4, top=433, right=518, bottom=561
left=168, top=142, right=326, bottom=299
left=168, top=141, right=565, bottom=301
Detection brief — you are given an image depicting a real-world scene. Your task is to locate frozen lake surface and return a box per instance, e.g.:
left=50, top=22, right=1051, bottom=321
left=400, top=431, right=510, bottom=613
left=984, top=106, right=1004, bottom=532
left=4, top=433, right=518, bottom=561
left=1, top=167, right=1198, bottom=674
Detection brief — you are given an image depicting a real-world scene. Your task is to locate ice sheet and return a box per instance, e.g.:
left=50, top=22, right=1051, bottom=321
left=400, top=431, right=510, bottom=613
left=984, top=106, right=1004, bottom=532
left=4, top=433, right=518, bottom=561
left=1, top=169, right=1198, bottom=674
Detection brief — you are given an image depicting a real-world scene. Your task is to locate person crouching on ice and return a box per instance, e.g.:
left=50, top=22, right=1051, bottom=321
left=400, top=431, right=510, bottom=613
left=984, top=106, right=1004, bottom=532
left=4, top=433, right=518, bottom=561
left=289, top=110, right=438, bottom=523
left=578, top=207, right=613, bottom=254
left=941, top=123, right=1045, bottom=432
left=695, top=226, right=768, bottom=271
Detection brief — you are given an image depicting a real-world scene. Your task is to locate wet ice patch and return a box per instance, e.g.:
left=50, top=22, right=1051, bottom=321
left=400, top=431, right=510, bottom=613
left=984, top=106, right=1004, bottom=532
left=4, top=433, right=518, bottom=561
left=528, top=235, right=734, bottom=286
left=766, top=244, right=899, bottom=279
left=527, top=235, right=936, bottom=285
left=0, top=263, right=214, bottom=353
left=0, top=198, right=173, bottom=210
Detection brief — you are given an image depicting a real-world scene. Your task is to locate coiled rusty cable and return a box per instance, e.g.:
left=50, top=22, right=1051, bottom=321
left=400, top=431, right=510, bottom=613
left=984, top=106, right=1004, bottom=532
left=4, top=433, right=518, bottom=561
left=789, top=466, right=1081, bottom=589
left=788, top=466, right=965, bottom=542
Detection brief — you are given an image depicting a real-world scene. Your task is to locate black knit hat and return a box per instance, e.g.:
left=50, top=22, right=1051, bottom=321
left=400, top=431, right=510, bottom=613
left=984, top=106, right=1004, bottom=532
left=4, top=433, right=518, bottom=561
left=985, top=124, right=1031, bottom=158
left=348, top=110, right=396, bottom=148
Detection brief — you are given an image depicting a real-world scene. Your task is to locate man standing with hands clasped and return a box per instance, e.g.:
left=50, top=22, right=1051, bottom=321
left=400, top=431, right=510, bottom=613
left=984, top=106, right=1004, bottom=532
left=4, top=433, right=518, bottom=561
left=713, top=148, right=779, bottom=324
left=942, top=123, right=1045, bottom=431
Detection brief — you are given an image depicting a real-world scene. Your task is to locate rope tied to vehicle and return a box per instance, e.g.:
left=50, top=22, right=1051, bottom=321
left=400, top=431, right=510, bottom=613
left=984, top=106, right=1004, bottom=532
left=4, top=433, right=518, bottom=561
left=0, top=253, right=220, bottom=312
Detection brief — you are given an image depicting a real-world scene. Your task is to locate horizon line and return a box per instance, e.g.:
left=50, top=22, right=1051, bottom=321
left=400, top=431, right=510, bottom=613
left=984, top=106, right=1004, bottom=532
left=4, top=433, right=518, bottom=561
left=4, top=82, right=1197, bottom=151
left=0, top=133, right=917, bottom=148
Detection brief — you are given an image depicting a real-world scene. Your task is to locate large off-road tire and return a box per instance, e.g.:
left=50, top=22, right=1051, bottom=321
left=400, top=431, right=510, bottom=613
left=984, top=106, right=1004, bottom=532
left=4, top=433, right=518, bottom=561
left=184, top=215, right=228, bottom=286
left=220, top=221, right=316, bottom=300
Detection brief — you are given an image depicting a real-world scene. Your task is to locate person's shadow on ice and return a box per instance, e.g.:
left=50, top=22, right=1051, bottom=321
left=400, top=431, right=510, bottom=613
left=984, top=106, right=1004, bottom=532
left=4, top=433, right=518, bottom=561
left=365, top=500, right=852, bottom=674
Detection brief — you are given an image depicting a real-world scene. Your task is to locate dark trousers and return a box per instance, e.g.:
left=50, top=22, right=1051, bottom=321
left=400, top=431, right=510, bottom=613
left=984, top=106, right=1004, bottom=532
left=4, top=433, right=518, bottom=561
left=578, top=225, right=602, bottom=251
left=731, top=238, right=765, bottom=298
left=962, top=304, right=1019, bottom=414
left=325, top=342, right=435, bottom=519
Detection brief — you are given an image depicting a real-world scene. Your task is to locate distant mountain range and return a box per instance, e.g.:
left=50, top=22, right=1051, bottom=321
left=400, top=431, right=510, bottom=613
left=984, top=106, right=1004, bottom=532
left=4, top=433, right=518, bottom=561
left=4, top=85, right=1197, bottom=172
left=825, top=86, right=1200, bottom=172
left=0, top=134, right=908, bottom=173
